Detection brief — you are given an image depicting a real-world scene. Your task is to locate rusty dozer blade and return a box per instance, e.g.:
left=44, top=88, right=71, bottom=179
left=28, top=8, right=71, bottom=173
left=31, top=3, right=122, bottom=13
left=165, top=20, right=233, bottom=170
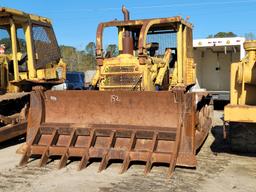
left=20, top=90, right=212, bottom=176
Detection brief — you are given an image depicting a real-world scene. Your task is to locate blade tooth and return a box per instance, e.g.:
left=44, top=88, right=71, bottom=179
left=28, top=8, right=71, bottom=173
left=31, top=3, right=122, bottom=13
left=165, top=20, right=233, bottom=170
left=19, top=149, right=31, bottom=166
left=58, top=129, right=77, bottom=169
left=120, top=154, right=130, bottom=174
left=144, top=159, right=152, bottom=175
left=78, top=152, right=89, bottom=171
left=168, top=157, right=176, bottom=178
left=39, top=150, right=49, bottom=167
left=58, top=150, right=69, bottom=169
left=78, top=129, right=96, bottom=171
left=98, top=154, right=109, bottom=172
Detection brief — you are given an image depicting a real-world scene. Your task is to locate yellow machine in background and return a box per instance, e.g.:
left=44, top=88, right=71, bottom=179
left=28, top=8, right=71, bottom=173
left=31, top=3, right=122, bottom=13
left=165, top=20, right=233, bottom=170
left=0, top=7, right=66, bottom=142
left=224, top=40, right=256, bottom=152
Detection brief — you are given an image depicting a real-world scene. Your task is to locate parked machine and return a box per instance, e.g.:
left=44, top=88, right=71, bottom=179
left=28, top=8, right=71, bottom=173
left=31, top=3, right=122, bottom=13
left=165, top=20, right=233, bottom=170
left=20, top=7, right=212, bottom=176
left=0, top=7, right=66, bottom=142
left=193, top=37, right=246, bottom=109
left=224, top=40, right=256, bottom=152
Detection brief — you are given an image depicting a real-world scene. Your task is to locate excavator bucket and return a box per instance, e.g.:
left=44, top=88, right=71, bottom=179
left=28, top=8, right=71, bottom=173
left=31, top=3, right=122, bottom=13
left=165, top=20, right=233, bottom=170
left=20, top=90, right=211, bottom=176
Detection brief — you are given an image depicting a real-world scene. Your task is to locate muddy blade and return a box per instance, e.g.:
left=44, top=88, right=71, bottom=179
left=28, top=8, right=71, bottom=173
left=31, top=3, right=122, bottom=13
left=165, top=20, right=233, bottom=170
left=21, top=90, right=211, bottom=176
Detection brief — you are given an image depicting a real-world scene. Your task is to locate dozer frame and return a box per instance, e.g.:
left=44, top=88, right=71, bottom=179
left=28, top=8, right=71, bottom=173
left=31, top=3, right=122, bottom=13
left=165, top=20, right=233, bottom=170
left=91, top=8, right=195, bottom=90
left=20, top=7, right=212, bottom=176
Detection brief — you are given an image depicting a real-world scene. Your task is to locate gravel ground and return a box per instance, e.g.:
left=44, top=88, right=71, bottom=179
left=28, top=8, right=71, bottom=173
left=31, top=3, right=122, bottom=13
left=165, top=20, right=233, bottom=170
left=0, top=111, right=255, bottom=192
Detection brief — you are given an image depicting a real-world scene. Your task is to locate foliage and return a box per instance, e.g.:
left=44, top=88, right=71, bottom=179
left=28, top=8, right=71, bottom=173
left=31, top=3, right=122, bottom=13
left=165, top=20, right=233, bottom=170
left=85, top=42, right=96, bottom=55
left=106, top=44, right=118, bottom=57
left=0, top=38, right=26, bottom=54
left=207, top=32, right=237, bottom=38
left=60, top=42, right=119, bottom=72
left=245, top=32, right=256, bottom=40
left=0, top=37, right=118, bottom=73
left=60, top=42, right=98, bottom=72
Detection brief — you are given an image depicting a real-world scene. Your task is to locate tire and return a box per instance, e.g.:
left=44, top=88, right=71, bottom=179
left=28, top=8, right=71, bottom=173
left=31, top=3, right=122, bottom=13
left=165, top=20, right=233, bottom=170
left=229, top=122, right=256, bottom=153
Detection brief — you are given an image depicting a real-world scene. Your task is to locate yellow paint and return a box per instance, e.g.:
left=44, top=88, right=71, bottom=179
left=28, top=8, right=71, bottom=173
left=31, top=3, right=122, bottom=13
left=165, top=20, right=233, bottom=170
left=224, top=40, right=256, bottom=123
left=19, top=72, right=28, bottom=80
left=91, top=17, right=196, bottom=91
left=10, top=18, right=19, bottom=83
left=224, top=105, right=256, bottom=123
left=177, top=23, right=183, bottom=85
left=0, top=7, right=52, bottom=24
left=24, top=20, right=37, bottom=79
left=0, top=7, right=66, bottom=93
left=0, top=56, right=9, bottom=90
left=118, top=28, right=124, bottom=52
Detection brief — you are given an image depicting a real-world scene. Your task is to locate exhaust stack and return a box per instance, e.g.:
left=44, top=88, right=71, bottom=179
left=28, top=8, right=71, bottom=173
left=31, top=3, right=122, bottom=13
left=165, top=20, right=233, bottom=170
left=122, top=5, right=130, bottom=21
left=121, top=6, right=133, bottom=55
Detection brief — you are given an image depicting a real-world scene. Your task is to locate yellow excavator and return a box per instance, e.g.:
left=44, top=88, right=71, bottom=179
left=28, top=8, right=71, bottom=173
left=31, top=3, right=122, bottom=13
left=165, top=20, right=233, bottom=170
left=224, top=40, right=256, bottom=152
left=20, top=7, right=212, bottom=176
left=0, top=7, right=66, bottom=142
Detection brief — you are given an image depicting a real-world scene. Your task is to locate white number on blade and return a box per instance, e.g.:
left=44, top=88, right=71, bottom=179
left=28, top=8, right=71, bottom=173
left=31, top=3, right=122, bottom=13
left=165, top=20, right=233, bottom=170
left=50, top=96, right=57, bottom=101
left=111, top=95, right=120, bottom=103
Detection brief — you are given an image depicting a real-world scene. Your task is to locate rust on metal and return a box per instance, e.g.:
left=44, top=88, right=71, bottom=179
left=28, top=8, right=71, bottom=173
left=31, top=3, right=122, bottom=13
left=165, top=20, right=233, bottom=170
left=122, top=6, right=130, bottom=21
left=96, top=15, right=192, bottom=62
left=0, top=122, right=27, bottom=142
left=121, top=6, right=134, bottom=55
left=0, top=93, right=29, bottom=142
left=20, top=6, right=212, bottom=176
left=20, top=90, right=211, bottom=176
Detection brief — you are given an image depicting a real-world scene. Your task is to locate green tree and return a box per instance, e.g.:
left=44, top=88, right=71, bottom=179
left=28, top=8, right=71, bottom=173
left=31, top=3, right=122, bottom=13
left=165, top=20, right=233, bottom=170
left=60, top=42, right=99, bottom=72
left=106, top=44, right=118, bottom=57
left=207, top=32, right=237, bottom=38
left=84, top=42, right=97, bottom=70
left=85, top=42, right=96, bottom=55
left=59, top=45, right=78, bottom=71
left=245, top=32, right=256, bottom=40
left=207, top=34, right=214, bottom=38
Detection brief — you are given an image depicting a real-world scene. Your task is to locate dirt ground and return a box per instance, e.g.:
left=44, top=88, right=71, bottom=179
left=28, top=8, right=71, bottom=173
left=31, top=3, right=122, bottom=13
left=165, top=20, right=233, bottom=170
left=0, top=111, right=255, bottom=192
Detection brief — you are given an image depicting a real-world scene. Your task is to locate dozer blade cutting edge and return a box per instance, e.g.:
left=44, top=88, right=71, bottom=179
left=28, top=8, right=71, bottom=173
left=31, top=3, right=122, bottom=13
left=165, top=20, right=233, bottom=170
left=20, top=89, right=212, bottom=176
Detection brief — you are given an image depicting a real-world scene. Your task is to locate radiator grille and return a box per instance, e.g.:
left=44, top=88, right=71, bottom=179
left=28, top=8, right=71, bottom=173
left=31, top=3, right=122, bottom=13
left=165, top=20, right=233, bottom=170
left=104, top=74, right=141, bottom=86
left=107, top=66, right=135, bottom=73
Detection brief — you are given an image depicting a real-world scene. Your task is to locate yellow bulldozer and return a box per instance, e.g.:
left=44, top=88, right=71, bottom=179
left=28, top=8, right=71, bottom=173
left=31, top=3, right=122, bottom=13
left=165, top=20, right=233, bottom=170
left=224, top=40, right=256, bottom=152
left=20, top=7, right=212, bottom=176
left=0, top=7, right=66, bottom=142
